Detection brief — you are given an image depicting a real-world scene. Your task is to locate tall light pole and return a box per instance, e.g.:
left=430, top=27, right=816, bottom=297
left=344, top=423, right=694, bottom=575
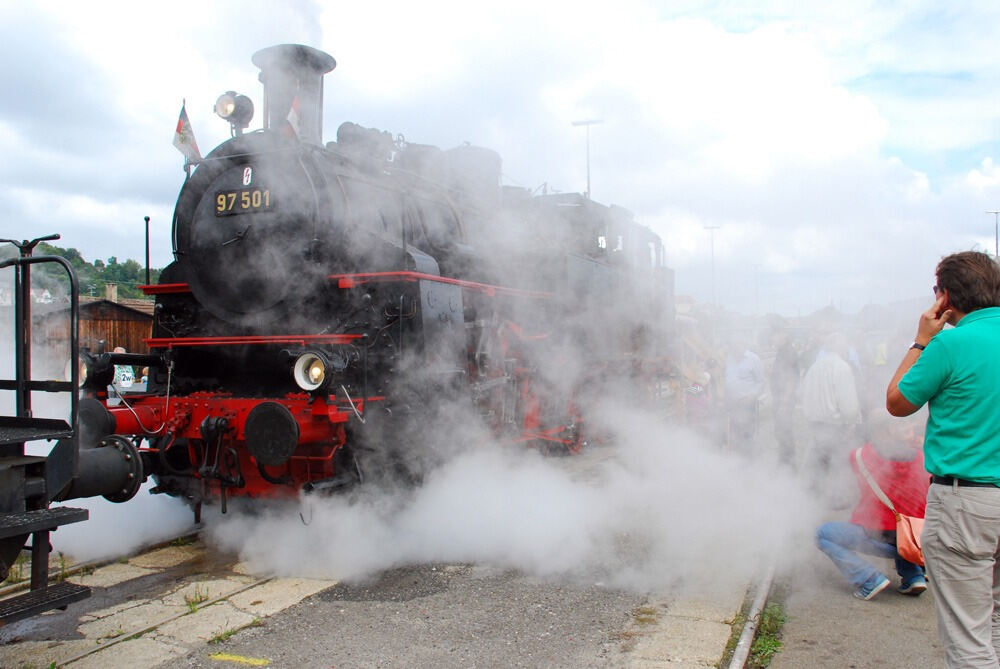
left=987, top=210, right=999, bottom=257
left=704, top=225, right=720, bottom=309
left=571, top=119, right=603, bottom=199
left=144, top=215, right=151, bottom=285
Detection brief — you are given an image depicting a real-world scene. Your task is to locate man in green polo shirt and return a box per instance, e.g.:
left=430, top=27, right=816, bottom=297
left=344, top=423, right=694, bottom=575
left=887, top=250, right=1000, bottom=669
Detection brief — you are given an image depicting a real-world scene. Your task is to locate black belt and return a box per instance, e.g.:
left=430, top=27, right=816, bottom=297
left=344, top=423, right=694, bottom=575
left=931, top=475, right=999, bottom=488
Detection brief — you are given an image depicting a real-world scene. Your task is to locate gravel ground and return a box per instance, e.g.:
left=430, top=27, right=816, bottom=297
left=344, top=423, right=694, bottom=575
left=174, top=562, right=647, bottom=668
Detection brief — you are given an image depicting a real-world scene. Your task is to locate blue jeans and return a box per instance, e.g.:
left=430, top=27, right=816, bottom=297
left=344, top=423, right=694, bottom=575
left=816, top=521, right=923, bottom=588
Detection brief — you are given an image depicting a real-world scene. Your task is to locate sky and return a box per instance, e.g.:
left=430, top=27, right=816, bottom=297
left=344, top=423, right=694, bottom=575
left=1, top=0, right=999, bottom=316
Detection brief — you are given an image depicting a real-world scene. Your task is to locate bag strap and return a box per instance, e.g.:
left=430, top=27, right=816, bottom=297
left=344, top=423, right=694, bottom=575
left=854, top=447, right=901, bottom=518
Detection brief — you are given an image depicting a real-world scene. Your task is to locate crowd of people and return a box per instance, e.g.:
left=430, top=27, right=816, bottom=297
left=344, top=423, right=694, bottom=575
left=671, top=251, right=1000, bottom=669
left=675, top=311, right=900, bottom=477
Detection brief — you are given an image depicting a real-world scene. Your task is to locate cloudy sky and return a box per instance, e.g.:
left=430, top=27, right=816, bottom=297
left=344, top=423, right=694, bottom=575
left=1, top=1, right=998, bottom=316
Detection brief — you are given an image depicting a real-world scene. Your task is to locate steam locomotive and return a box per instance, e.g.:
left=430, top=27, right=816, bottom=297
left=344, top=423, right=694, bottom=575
left=79, top=44, right=674, bottom=512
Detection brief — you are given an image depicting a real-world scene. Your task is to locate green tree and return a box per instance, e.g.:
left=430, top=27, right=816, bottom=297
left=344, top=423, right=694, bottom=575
left=0, top=241, right=161, bottom=300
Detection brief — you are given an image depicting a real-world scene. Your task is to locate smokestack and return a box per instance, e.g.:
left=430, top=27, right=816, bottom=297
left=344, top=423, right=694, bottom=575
left=105, top=282, right=118, bottom=303
left=252, top=44, right=336, bottom=146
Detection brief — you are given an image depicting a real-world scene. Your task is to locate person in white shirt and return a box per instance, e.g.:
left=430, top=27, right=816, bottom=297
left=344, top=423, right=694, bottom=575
left=723, top=343, right=766, bottom=452
left=801, top=332, right=860, bottom=502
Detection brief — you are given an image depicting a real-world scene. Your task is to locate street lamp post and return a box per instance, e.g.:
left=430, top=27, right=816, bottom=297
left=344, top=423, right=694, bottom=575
left=571, top=119, right=603, bottom=199
left=144, top=216, right=151, bottom=285
left=987, top=210, right=999, bottom=258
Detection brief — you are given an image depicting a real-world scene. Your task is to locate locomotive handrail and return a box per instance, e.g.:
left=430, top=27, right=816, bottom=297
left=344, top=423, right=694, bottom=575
left=329, top=271, right=553, bottom=299
left=141, top=274, right=555, bottom=300
left=141, top=283, right=191, bottom=295
left=145, top=334, right=362, bottom=349
left=0, top=253, right=79, bottom=472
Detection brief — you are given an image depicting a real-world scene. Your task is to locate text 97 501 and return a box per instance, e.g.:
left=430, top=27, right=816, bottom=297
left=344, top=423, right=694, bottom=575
left=215, top=188, right=272, bottom=216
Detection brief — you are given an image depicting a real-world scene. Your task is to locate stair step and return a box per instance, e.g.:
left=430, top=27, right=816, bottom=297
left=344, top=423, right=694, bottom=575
left=0, top=507, right=88, bottom=540
left=0, top=416, right=73, bottom=446
left=0, top=580, right=90, bottom=626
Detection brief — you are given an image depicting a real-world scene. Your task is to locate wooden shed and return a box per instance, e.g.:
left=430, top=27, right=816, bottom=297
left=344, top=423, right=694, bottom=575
left=33, top=298, right=154, bottom=355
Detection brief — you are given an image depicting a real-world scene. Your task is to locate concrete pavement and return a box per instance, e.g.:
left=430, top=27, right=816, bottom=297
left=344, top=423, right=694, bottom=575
left=1, top=546, right=751, bottom=668
left=770, top=540, right=940, bottom=668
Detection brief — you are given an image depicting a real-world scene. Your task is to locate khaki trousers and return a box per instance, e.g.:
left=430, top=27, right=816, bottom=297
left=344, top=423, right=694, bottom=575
left=924, top=482, right=1000, bottom=668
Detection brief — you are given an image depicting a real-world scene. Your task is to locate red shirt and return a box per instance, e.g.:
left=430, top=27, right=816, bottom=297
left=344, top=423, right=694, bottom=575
left=849, top=442, right=928, bottom=531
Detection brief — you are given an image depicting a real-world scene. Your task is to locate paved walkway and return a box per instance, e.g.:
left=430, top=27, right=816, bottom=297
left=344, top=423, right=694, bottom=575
left=1, top=542, right=748, bottom=668
left=0, top=543, right=336, bottom=668
left=770, top=540, right=940, bottom=668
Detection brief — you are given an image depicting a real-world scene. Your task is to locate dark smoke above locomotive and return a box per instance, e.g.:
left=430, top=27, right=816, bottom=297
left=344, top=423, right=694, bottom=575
left=81, top=44, right=674, bottom=511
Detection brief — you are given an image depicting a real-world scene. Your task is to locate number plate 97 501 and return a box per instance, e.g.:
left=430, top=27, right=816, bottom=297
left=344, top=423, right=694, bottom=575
left=215, top=188, right=272, bottom=216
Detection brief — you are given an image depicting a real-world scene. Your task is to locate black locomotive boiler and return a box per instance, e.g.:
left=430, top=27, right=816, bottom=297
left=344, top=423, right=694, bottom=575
left=79, top=44, right=674, bottom=509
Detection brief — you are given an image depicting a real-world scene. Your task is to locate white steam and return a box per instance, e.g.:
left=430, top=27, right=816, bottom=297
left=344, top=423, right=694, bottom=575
left=207, top=406, right=819, bottom=594
left=50, top=483, right=195, bottom=562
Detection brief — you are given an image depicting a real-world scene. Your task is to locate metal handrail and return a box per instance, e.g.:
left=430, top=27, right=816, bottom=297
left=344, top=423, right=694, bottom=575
left=0, top=244, right=79, bottom=478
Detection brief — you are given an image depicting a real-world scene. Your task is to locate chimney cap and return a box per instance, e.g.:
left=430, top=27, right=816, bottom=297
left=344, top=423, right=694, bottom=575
left=252, top=44, right=336, bottom=75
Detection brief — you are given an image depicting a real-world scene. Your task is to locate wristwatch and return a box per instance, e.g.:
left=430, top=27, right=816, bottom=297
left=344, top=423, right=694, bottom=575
left=910, top=342, right=926, bottom=351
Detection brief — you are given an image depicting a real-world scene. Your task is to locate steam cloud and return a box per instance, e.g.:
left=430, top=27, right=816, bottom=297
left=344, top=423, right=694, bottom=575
left=206, top=404, right=819, bottom=594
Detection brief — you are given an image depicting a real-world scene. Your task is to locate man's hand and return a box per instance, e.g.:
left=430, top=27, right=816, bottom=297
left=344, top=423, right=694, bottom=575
left=915, top=294, right=953, bottom=345
left=888, top=294, right=955, bottom=416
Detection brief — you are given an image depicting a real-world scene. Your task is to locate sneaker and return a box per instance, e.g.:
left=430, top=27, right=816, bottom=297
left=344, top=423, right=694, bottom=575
left=854, top=575, right=891, bottom=600
left=898, top=577, right=927, bottom=596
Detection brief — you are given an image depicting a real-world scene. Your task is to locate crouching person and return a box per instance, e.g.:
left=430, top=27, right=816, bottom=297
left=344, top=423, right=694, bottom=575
left=815, top=410, right=928, bottom=600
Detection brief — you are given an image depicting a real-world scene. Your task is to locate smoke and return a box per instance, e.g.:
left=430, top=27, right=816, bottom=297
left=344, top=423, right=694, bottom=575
left=188, top=112, right=826, bottom=595
left=207, top=404, right=820, bottom=594
left=49, top=483, right=195, bottom=563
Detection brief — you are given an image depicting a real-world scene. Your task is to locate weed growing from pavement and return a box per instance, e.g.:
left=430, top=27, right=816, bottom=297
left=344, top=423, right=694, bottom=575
left=209, top=617, right=264, bottom=644
left=720, top=585, right=788, bottom=669
left=748, top=603, right=786, bottom=667
left=209, top=627, right=238, bottom=644
left=184, top=583, right=209, bottom=613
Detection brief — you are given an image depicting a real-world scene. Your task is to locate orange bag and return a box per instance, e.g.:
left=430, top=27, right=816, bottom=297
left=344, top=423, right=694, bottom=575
left=854, top=448, right=925, bottom=566
left=894, top=512, right=925, bottom=566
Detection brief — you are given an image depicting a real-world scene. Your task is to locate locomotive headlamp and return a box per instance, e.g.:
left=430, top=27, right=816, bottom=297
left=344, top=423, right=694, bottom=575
left=66, top=357, right=88, bottom=387
left=293, top=352, right=329, bottom=392
left=79, top=352, right=112, bottom=391
left=214, top=91, right=254, bottom=134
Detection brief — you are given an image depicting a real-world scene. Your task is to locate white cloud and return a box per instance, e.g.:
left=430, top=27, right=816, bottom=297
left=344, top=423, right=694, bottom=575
left=967, top=158, right=1000, bottom=192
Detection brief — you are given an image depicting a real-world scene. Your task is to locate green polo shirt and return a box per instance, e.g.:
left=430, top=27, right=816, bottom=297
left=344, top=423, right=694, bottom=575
left=898, top=306, right=1000, bottom=483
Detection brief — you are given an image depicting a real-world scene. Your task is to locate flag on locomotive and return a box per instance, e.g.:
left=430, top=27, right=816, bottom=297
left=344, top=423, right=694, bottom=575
left=286, top=95, right=301, bottom=139
left=172, top=101, right=202, bottom=163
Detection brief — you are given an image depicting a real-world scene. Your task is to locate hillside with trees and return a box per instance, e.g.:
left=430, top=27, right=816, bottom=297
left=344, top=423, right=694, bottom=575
left=0, top=242, right=160, bottom=300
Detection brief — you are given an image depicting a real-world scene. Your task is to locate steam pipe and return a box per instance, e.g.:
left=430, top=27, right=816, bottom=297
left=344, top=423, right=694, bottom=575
left=53, top=436, right=143, bottom=503
left=106, top=405, right=163, bottom=435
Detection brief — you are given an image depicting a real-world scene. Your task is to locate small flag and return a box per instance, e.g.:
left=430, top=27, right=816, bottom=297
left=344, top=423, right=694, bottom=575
left=286, top=96, right=300, bottom=139
left=172, top=101, right=202, bottom=163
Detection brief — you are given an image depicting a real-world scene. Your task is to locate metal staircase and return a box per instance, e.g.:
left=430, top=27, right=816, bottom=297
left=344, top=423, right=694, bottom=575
left=0, top=234, right=90, bottom=626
